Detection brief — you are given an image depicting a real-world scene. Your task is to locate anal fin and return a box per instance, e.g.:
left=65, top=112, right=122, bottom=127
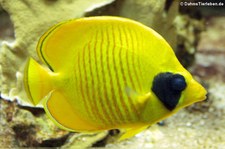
left=42, top=90, right=96, bottom=132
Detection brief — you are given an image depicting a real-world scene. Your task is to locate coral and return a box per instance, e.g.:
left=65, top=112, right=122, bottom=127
left=62, top=132, right=108, bottom=148
left=0, top=99, right=70, bottom=147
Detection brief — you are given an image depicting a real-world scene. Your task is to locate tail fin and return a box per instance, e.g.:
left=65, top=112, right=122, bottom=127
left=24, top=58, right=53, bottom=105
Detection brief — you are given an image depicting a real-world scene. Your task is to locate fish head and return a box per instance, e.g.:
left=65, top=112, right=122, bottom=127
left=140, top=70, right=206, bottom=124
left=175, top=72, right=207, bottom=110
left=151, top=71, right=207, bottom=112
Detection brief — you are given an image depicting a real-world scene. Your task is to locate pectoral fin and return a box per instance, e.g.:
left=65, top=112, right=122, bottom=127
left=125, top=87, right=151, bottom=109
left=42, top=90, right=96, bottom=132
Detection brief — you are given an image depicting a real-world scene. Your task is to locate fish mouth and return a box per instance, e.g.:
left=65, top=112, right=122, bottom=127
left=177, top=94, right=206, bottom=112
left=187, top=94, right=207, bottom=106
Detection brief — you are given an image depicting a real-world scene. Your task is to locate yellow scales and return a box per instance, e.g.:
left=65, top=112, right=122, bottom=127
left=24, top=16, right=206, bottom=140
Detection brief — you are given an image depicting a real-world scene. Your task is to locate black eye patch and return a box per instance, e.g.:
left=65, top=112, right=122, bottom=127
left=151, top=72, right=187, bottom=111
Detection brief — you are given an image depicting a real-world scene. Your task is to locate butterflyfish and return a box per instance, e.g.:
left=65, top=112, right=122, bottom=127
left=24, top=16, right=207, bottom=140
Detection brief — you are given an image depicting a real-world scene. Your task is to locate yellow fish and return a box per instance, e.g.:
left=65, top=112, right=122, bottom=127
left=24, top=16, right=207, bottom=140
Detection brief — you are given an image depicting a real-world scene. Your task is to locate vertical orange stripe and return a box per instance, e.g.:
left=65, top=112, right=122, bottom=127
left=123, top=26, right=136, bottom=90
left=87, top=41, right=107, bottom=126
left=77, top=47, right=93, bottom=121
left=82, top=44, right=97, bottom=121
left=100, top=30, right=116, bottom=125
left=96, top=29, right=115, bottom=125
left=105, top=27, right=122, bottom=124
left=123, top=26, right=140, bottom=118
left=111, top=25, right=126, bottom=122
left=118, top=26, right=138, bottom=120
left=116, top=25, right=134, bottom=122
left=130, top=28, right=143, bottom=92
left=93, top=32, right=111, bottom=126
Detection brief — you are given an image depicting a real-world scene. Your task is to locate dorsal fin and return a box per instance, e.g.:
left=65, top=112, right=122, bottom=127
left=36, top=18, right=94, bottom=72
left=36, top=16, right=154, bottom=72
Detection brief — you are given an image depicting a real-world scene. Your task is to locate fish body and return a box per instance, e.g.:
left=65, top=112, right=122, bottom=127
left=24, top=16, right=206, bottom=140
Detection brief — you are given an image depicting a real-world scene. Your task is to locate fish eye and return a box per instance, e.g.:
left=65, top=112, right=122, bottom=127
left=170, top=74, right=187, bottom=92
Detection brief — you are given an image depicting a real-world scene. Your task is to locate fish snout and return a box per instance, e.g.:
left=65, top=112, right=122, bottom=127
left=182, top=79, right=207, bottom=106
left=192, top=80, right=207, bottom=101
